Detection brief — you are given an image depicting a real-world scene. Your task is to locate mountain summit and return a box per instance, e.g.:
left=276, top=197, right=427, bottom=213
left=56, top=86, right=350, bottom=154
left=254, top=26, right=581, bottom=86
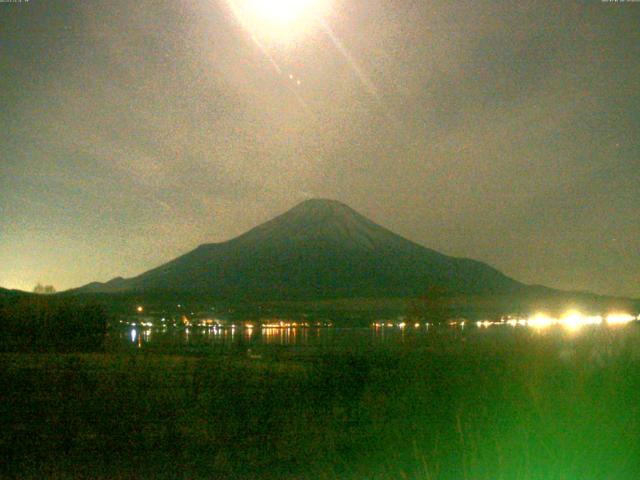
left=74, top=199, right=523, bottom=299
left=232, top=199, right=411, bottom=251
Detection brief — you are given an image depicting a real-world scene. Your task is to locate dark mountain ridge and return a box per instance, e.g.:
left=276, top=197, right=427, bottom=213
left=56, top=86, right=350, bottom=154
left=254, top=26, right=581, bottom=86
left=73, top=199, right=524, bottom=300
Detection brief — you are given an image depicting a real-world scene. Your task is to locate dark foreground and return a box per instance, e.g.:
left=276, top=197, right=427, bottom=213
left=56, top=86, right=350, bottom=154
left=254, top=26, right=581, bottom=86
left=2, top=327, right=640, bottom=479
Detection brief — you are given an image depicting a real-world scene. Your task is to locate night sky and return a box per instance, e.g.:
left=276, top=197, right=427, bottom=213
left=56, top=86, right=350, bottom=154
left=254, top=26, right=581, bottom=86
left=1, top=1, right=638, bottom=297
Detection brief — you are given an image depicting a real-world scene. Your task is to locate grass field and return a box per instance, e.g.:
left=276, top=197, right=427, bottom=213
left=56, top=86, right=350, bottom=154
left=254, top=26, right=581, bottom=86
left=2, top=326, right=640, bottom=479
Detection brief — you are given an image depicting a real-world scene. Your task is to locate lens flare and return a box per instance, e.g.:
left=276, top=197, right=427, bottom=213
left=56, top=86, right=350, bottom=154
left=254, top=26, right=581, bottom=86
left=228, top=0, right=330, bottom=43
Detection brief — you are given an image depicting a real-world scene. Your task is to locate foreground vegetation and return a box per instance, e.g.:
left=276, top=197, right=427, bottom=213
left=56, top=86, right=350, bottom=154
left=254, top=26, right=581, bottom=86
left=0, top=297, right=108, bottom=353
left=1, top=325, right=640, bottom=479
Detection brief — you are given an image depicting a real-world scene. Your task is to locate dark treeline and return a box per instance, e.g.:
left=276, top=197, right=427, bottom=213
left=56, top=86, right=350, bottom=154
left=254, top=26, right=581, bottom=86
left=0, top=296, right=108, bottom=352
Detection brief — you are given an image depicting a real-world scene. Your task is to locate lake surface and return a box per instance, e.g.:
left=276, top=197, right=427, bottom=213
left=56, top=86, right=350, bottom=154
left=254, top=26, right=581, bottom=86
left=108, top=320, right=640, bottom=360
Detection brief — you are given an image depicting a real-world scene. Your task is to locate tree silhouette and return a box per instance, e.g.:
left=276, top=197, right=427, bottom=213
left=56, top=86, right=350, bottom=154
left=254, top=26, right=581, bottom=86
left=33, top=283, right=56, bottom=294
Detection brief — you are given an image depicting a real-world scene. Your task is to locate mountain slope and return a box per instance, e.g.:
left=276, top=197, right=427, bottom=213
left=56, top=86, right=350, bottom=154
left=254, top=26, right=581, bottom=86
left=73, top=199, right=524, bottom=299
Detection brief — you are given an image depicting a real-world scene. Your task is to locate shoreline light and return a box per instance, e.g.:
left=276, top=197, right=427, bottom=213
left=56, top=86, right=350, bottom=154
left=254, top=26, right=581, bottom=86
left=560, top=311, right=599, bottom=330
left=488, top=310, right=635, bottom=331
left=606, top=313, right=636, bottom=325
left=527, top=313, right=554, bottom=329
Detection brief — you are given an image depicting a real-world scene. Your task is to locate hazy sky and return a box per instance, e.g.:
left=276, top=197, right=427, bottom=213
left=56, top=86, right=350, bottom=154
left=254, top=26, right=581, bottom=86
left=1, top=0, right=638, bottom=297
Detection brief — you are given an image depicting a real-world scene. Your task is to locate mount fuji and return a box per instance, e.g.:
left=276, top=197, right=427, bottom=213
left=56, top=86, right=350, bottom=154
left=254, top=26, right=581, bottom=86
left=73, top=199, right=524, bottom=300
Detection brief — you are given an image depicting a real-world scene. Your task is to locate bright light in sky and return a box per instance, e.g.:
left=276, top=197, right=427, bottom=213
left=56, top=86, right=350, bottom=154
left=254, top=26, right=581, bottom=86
left=228, top=0, right=330, bottom=43
left=244, top=0, right=315, bottom=25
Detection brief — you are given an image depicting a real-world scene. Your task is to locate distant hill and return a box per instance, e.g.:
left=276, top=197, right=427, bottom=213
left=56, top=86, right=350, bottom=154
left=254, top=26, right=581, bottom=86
left=72, top=199, right=526, bottom=300
left=0, top=287, right=29, bottom=297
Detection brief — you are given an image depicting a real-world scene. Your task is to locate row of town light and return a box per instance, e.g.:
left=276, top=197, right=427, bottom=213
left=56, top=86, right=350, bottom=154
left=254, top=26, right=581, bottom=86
left=372, top=312, right=637, bottom=331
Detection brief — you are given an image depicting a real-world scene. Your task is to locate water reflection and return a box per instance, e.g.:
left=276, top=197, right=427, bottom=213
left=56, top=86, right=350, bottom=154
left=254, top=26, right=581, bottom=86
left=119, top=313, right=638, bottom=353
